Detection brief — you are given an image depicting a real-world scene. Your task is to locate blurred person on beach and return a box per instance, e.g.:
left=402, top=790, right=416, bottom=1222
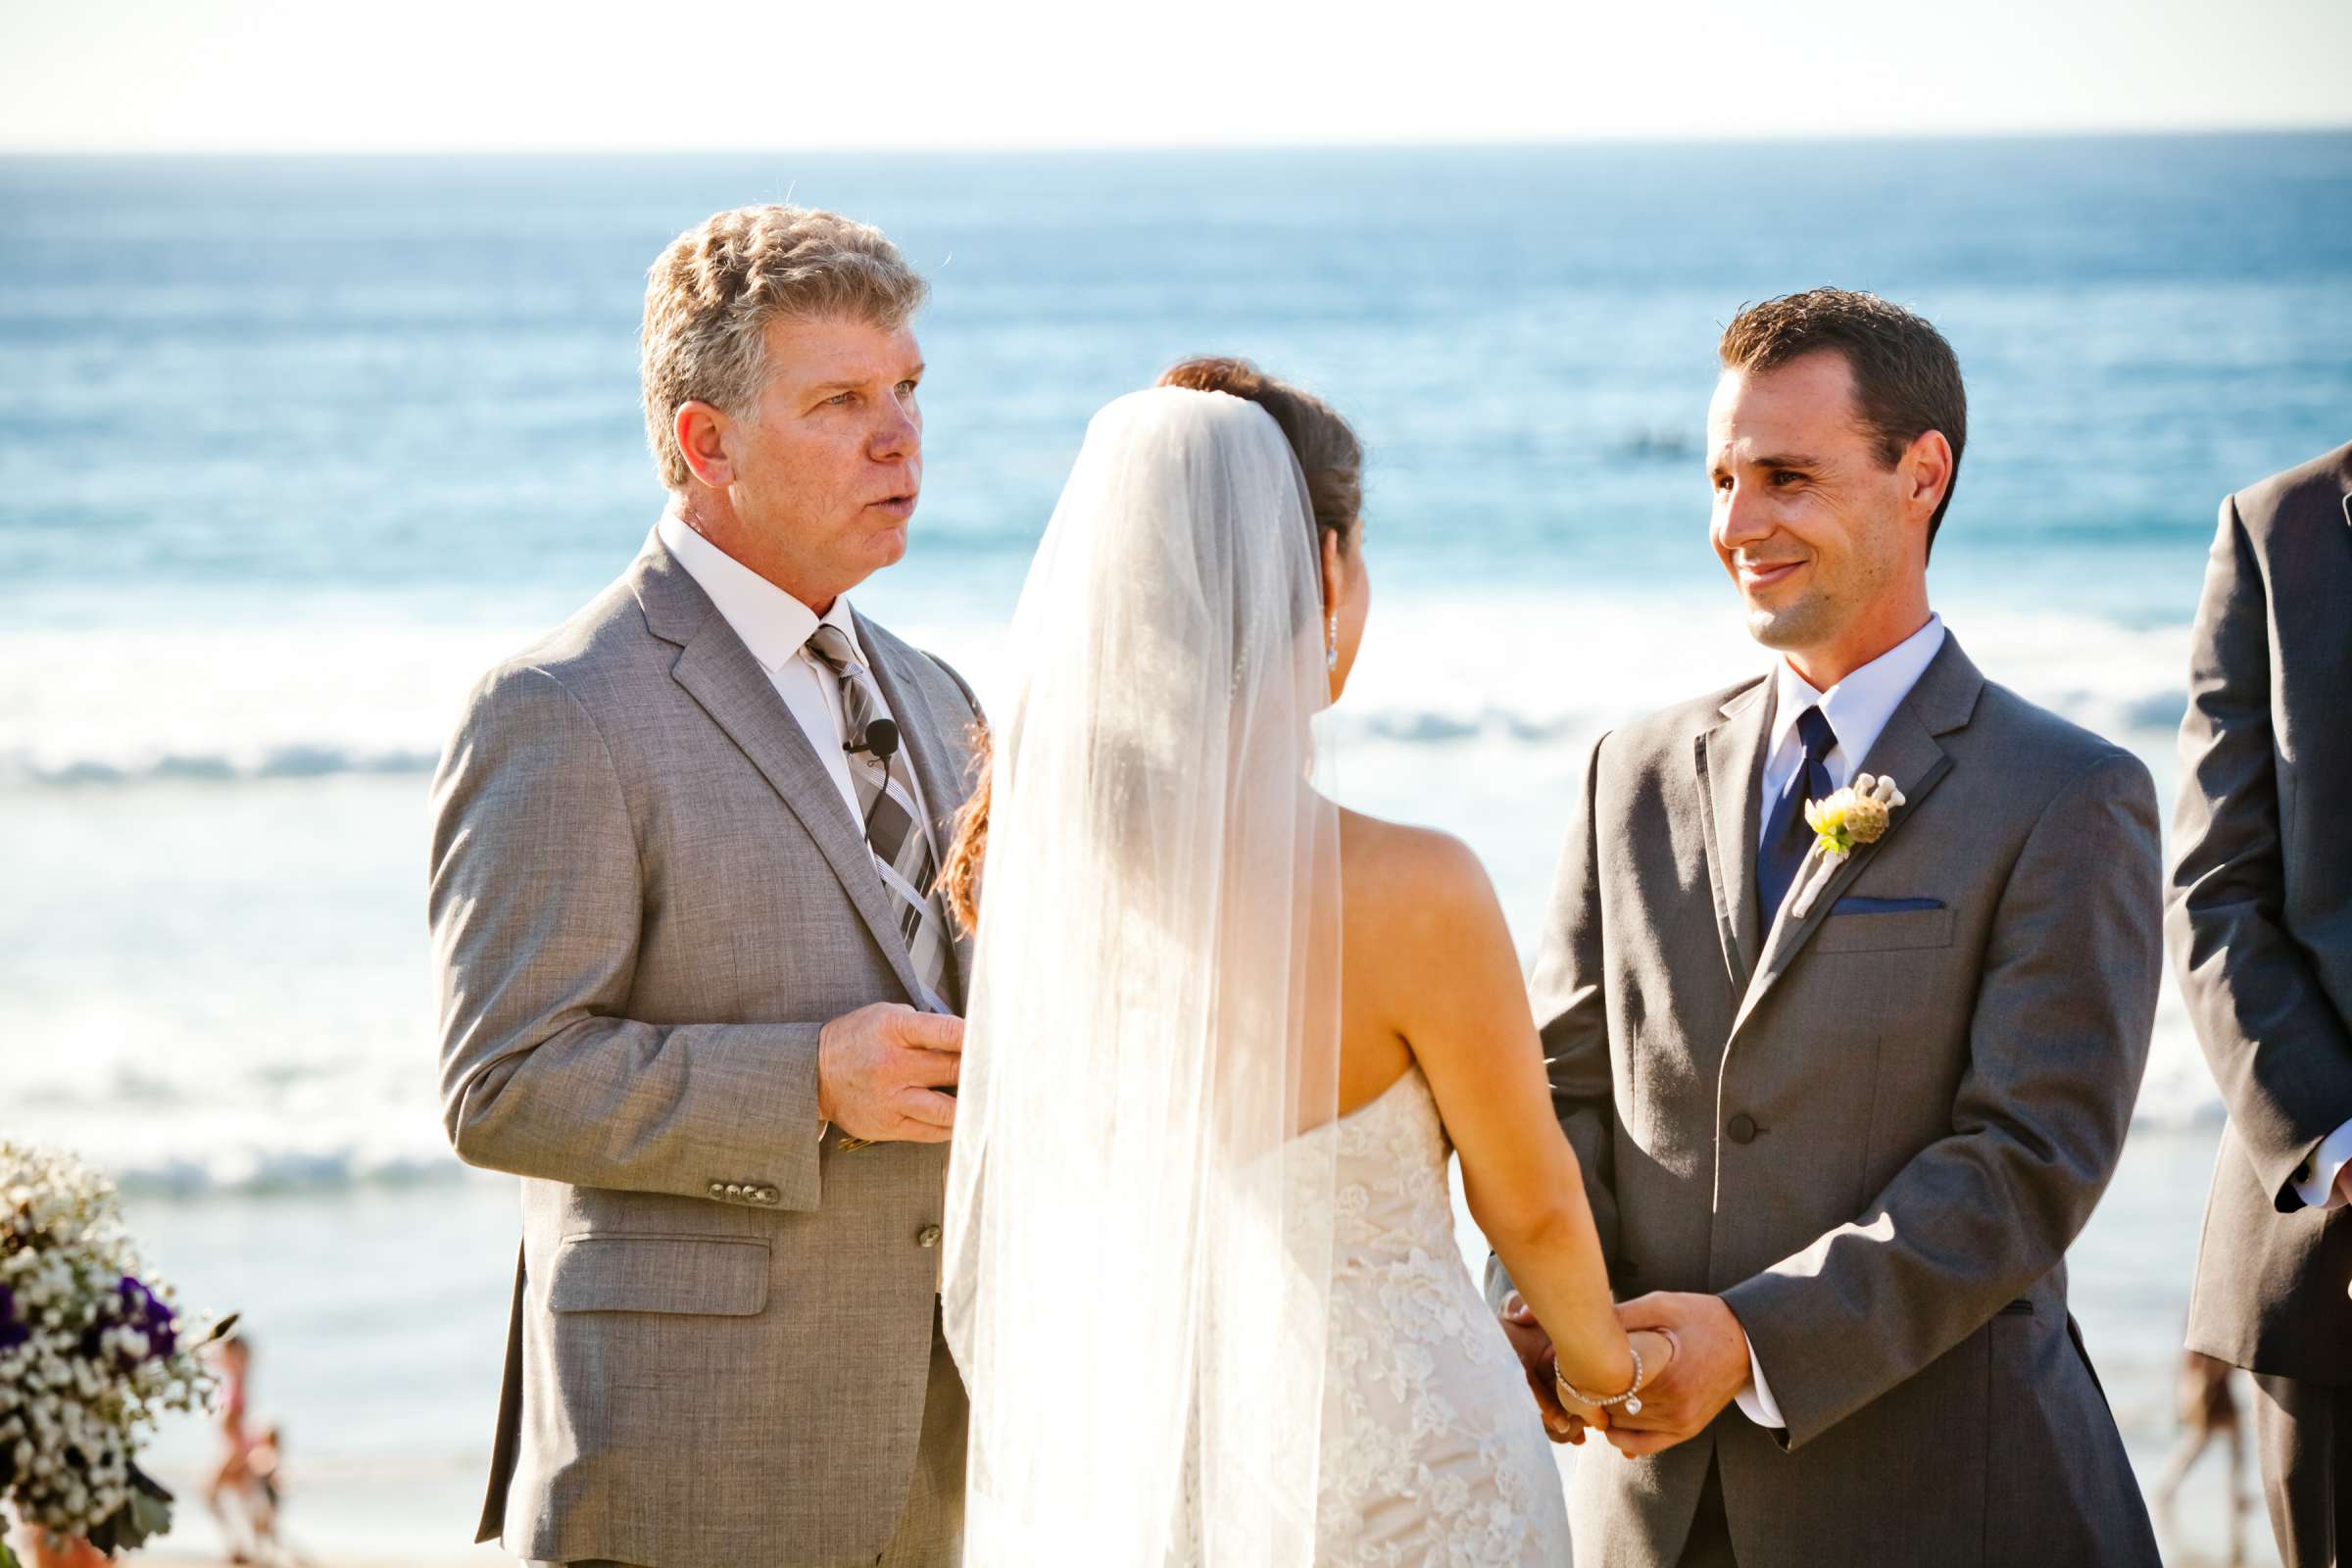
left=246, top=1424, right=286, bottom=1548
left=431, top=205, right=980, bottom=1567
left=202, top=1335, right=253, bottom=1554
left=1492, top=288, right=2164, bottom=1566
left=936, top=361, right=1663, bottom=1561
left=2155, top=1349, right=2246, bottom=1565
left=2171, top=440, right=2352, bottom=1568
left=204, top=1335, right=294, bottom=1565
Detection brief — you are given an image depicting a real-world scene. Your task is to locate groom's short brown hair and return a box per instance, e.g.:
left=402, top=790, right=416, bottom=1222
left=1718, top=287, right=1968, bottom=553
left=641, top=205, right=929, bottom=491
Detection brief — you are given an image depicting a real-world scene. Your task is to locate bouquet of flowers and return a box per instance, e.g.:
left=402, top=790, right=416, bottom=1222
left=0, top=1141, right=224, bottom=1565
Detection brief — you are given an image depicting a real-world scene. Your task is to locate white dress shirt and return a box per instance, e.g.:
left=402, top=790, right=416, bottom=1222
left=656, top=511, right=934, bottom=854
left=2293, top=1124, right=2352, bottom=1210
left=658, top=513, right=942, bottom=1147
left=1756, top=614, right=1948, bottom=836
left=1735, top=612, right=1947, bottom=1431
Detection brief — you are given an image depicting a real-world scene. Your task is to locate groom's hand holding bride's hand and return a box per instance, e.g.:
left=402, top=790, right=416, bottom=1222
left=1498, top=1295, right=1684, bottom=1447
left=1599, top=1293, right=1753, bottom=1458
left=815, top=1003, right=965, bottom=1144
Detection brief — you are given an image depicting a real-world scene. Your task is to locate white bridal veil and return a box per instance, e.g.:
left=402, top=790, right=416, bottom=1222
left=942, top=387, right=1343, bottom=1565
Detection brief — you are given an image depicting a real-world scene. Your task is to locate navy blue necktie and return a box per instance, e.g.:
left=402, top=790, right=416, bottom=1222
left=1757, top=706, right=1838, bottom=931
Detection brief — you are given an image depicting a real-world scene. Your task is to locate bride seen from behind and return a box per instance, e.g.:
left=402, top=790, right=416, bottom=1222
left=940, top=360, right=1666, bottom=1564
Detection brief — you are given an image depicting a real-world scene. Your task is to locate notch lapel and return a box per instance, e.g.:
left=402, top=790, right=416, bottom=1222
left=1727, top=637, right=1985, bottom=1043
left=1695, top=678, right=1775, bottom=993
left=633, top=537, right=929, bottom=1007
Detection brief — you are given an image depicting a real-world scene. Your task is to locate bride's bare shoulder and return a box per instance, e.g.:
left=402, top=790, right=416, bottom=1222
left=1338, top=808, right=1503, bottom=945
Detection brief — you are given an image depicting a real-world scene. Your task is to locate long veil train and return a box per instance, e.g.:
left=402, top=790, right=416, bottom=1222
left=942, top=386, right=1343, bottom=1565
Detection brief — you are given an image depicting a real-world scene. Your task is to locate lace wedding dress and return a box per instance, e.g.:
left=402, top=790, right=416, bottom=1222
left=1313, top=1063, right=1575, bottom=1563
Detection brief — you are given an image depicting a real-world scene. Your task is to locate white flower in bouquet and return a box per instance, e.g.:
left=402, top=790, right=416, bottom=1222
left=0, top=1142, right=228, bottom=1564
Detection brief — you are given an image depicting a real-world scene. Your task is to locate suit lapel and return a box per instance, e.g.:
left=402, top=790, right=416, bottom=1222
left=1695, top=678, right=1775, bottom=993
left=633, top=537, right=929, bottom=1007
left=1728, top=636, right=1984, bottom=1043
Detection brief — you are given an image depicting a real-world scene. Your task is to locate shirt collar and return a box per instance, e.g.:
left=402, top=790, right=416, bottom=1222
left=1767, top=613, right=1947, bottom=775
left=656, top=510, right=861, bottom=674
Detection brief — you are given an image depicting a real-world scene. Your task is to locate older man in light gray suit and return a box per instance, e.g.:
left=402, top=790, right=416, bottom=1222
left=431, top=206, right=980, bottom=1568
left=1493, top=289, right=2163, bottom=1566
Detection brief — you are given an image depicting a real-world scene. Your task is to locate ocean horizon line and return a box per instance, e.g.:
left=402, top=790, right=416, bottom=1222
left=5, top=123, right=2351, bottom=163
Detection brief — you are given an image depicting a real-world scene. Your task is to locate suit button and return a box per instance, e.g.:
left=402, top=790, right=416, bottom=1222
left=757, top=1187, right=778, bottom=1204
left=1726, top=1114, right=1759, bottom=1145
left=724, top=1184, right=744, bottom=1200
left=709, top=1182, right=726, bottom=1198
left=916, top=1224, right=943, bottom=1249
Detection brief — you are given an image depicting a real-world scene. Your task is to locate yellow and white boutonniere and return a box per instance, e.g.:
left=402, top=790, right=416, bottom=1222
left=1788, top=772, right=1907, bottom=919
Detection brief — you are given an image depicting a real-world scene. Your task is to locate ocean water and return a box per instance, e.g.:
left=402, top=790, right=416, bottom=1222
left=5, top=138, right=2349, bottom=1560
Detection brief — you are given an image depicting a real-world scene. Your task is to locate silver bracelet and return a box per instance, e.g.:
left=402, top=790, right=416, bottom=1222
left=1557, top=1342, right=1646, bottom=1415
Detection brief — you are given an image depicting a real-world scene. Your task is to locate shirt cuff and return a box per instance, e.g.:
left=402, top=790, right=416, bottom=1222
left=1735, top=1337, right=1787, bottom=1429
left=2291, top=1118, right=2352, bottom=1210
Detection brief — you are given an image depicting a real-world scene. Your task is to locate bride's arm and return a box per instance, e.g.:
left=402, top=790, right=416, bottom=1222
left=1377, top=828, right=1663, bottom=1406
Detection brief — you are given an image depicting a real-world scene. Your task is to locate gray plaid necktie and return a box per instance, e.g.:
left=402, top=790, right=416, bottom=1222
left=804, top=623, right=956, bottom=1013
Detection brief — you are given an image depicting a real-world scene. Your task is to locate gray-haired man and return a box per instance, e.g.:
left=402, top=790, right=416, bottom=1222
left=432, top=205, right=979, bottom=1567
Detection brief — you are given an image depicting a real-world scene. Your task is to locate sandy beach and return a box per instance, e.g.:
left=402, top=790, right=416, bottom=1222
left=140, top=1556, right=506, bottom=1567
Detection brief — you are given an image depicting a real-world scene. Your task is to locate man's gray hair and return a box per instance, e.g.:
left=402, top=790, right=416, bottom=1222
left=640, top=204, right=929, bottom=492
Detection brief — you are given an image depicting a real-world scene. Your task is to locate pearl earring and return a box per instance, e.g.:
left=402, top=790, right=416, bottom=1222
left=1326, top=611, right=1340, bottom=672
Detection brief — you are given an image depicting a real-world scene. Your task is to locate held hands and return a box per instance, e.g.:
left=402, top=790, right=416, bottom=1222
left=1495, top=1294, right=1678, bottom=1448
left=1550, top=1330, right=1682, bottom=1444
left=1597, top=1293, right=1753, bottom=1458
left=815, top=1003, right=964, bottom=1145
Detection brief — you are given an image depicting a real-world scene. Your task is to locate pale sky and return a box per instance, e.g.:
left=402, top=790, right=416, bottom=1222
left=2, top=0, right=2347, bottom=153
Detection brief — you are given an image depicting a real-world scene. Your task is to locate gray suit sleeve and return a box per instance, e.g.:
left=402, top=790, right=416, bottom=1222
left=1492, top=733, right=1623, bottom=1310
left=431, top=666, right=825, bottom=1209
left=1724, top=751, right=2161, bottom=1449
left=2166, top=496, right=2352, bottom=1209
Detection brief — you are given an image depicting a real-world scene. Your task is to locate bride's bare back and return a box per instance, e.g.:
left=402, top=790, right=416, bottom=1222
left=1332, top=806, right=1644, bottom=1403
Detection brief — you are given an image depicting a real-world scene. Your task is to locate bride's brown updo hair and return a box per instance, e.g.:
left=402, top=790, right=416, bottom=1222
left=1155, top=356, right=1364, bottom=555
left=936, top=359, right=1365, bottom=933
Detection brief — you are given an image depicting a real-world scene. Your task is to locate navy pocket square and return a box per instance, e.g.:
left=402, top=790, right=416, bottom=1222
left=1830, top=896, right=1945, bottom=915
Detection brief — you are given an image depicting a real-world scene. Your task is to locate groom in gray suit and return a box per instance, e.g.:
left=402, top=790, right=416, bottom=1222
left=1495, top=289, right=2163, bottom=1565
left=2173, top=441, right=2352, bottom=1567
left=432, top=206, right=979, bottom=1567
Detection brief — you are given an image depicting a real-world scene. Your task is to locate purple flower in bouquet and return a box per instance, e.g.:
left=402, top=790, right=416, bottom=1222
left=78, top=1275, right=178, bottom=1368
left=121, top=1274, right=179, bottom=1362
